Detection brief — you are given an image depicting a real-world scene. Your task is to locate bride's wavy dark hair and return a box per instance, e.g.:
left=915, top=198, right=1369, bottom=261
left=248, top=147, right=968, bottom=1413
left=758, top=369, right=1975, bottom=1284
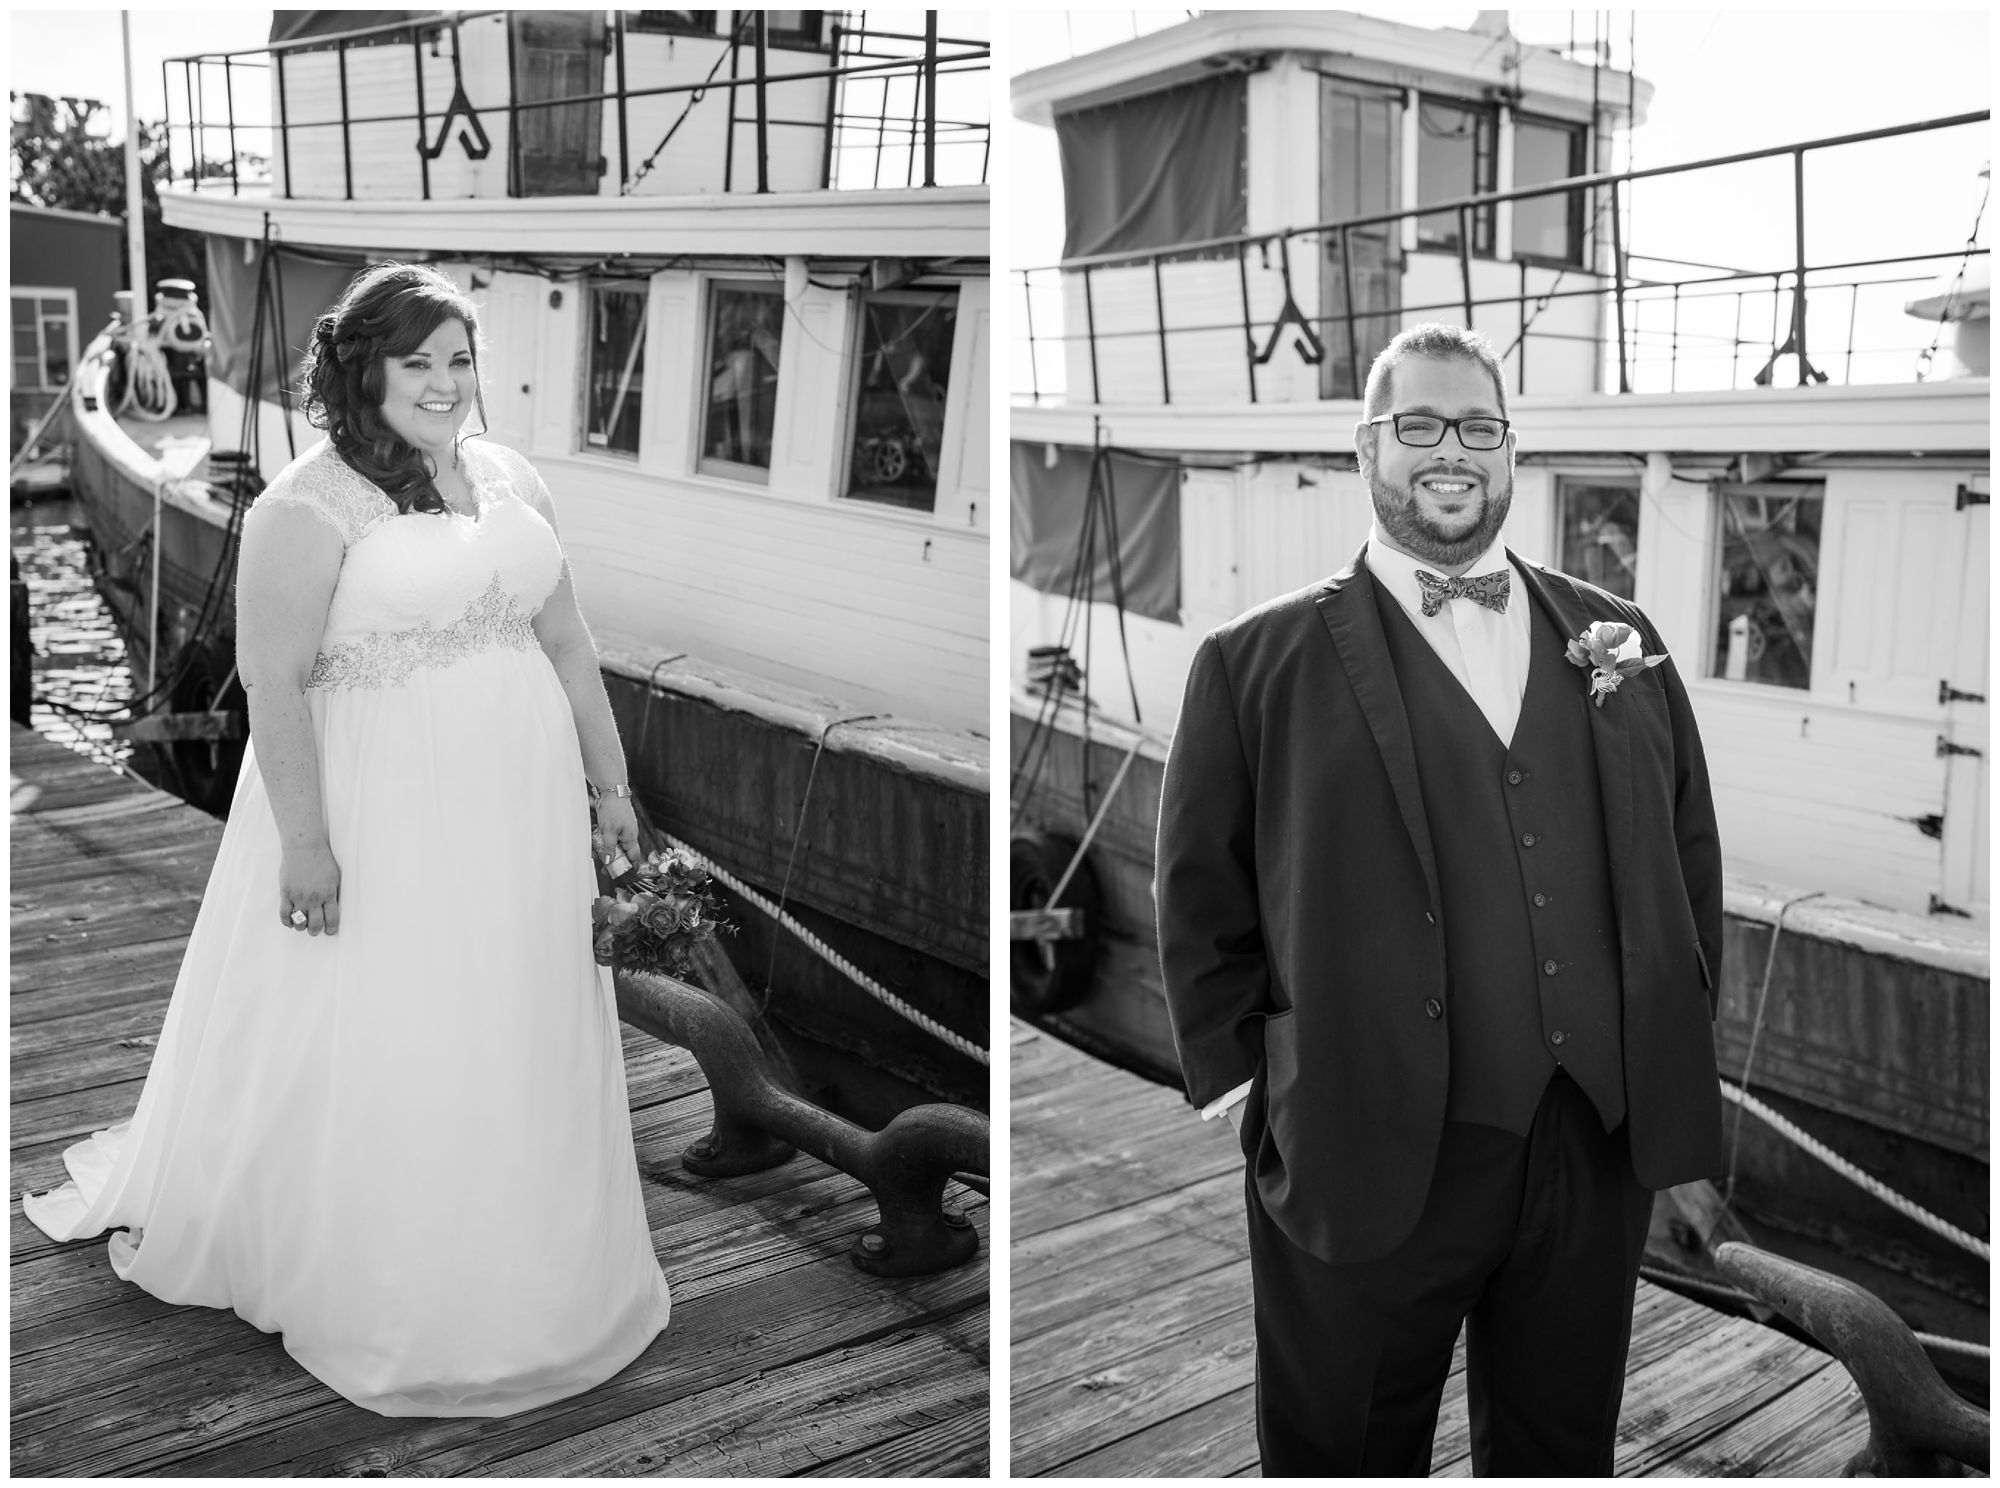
left=300, top=262, right=489, bottom=515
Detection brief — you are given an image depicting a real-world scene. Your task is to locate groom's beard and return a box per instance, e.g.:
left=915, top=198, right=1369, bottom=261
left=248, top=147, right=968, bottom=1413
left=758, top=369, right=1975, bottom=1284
left=1366, top=463, right=1514, bottom=570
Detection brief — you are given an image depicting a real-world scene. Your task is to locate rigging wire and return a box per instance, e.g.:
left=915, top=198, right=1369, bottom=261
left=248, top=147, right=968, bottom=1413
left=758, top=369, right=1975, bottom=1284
left=1915, top=165, right=1991, bottom=381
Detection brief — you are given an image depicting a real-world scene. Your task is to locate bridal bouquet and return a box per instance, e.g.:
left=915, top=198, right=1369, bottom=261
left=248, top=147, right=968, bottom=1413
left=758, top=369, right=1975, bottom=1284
left=590, top=846, right=732, bottom=977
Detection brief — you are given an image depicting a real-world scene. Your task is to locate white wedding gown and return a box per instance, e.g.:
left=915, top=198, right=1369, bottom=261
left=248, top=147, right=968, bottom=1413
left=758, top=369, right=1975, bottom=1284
left=22, top=437, right=671, bottom=1416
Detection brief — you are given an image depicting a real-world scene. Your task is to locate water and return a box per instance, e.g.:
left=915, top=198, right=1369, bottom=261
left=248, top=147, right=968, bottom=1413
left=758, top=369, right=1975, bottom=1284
left=11, top=497, right=137, bottom=773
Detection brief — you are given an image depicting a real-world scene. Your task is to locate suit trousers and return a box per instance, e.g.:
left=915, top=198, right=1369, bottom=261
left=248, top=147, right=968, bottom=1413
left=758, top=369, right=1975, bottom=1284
left=1246, top=1071, right=1654, bottom=1476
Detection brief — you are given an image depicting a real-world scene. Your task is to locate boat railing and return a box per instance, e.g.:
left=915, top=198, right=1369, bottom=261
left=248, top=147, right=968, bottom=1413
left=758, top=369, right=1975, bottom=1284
left=1014, top=110, right=1989, bottom=405
left=158, top=10, right=990, bottom=203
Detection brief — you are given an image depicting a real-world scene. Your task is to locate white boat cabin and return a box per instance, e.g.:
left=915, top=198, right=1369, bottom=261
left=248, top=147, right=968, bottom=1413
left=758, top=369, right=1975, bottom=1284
left=1009, top=12, right=1990, bottom=922
left=161, top=10, right=991, bottom=739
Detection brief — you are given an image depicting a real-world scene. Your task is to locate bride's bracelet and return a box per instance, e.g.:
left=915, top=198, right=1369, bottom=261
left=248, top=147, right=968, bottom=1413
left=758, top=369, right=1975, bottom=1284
left=588, top=781, right=634, bottom=802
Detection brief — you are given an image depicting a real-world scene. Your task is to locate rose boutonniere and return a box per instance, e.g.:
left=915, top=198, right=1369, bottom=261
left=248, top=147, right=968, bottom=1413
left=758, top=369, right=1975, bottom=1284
left=1565, top=621, right=1666, bottom=707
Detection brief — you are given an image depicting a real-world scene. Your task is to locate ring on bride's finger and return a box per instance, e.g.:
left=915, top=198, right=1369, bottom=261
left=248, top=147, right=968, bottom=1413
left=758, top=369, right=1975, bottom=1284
left=290, top=910, right=308, bottom=927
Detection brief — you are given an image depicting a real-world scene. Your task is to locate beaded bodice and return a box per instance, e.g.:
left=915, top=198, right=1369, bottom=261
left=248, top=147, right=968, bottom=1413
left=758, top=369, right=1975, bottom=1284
left=252, top=439, right=565, bottom=693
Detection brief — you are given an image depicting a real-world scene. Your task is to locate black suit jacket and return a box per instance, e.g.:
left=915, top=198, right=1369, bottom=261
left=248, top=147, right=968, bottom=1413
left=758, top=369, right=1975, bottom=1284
left=1156, top=542, right=1725, bottom=1264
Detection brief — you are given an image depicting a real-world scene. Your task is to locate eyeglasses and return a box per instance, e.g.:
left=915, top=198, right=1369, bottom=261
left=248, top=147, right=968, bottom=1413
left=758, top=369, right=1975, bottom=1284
left=1365, top=413, right=1511, bottom=450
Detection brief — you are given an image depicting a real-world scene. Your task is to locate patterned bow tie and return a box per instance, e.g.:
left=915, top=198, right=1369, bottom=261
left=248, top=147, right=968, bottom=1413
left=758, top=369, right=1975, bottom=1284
left=1415, top=568, right=1511, bottom=617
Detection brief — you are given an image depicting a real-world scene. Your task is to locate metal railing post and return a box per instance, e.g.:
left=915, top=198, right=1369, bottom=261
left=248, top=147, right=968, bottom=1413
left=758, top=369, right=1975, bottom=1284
left=1458, top=205, right=1474, bottom=327
left=183, top=63, right=196, bottom=186
left=1339, top=226, right=1360, bottom=399
left=159, top=61, right=172, bottom=189
left=1608, top=177, right=1629, bottom=393
left=613, top=10, right=629, bottom=192
left=1792, top=148, right=1810, bottom=386
left=1670, top=282, right=1681, bottom=393
left=1081, top=264, right=1101, bottom=404
left=1152, top=254, right=1171, bottom=404
left=818, top=16, right=840, bottom=188
left=337, top=36, right=353, bottom=200
left=224, top=57, right=239, bottom=196
left=504, top=15, right=520, bottom=196
left=1517, top=259, right=1528, bottom=394
left=921, top=11, right=937, bottom=188
left=754, top=10, right=769, bottom=194
left=411, top=24, right=431, bottom=201
left=1237, top=241, right=1258, bottom=403
left=1845, top=283, right=1859, bottom=384
left=1022, top=271, right=1040, bottom=402
left=275, top=48, right=292, bottom=198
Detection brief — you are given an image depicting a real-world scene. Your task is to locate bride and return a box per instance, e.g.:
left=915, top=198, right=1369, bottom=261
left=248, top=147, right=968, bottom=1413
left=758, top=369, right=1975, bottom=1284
left=23, top=262, right=672, bottom=1416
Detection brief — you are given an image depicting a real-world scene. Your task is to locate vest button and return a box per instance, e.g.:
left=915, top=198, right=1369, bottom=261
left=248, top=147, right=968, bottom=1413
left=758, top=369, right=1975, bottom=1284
left=1507, top=770, right=1524, bottom=785
left=1533, top=892, right=1548, bottom=907
left=1521, top=832, right=1536, bottom=847
left=1543, top=958, right=1559, bottom=975
left=1549, top=1029, right=1567, bottom=1045
left=1424, top=998, right=1443, bottom=1019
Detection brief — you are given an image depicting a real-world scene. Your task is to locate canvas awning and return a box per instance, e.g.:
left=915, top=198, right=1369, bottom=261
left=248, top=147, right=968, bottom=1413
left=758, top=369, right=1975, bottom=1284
left=1010, top=442, right=1180, bottom=624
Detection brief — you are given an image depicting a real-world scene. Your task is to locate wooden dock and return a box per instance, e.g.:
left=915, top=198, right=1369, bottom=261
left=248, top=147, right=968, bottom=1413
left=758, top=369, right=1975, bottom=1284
left=1012, top=1018, right=1872, bottom=1477
left=10, top=724, right=988, bottom=1477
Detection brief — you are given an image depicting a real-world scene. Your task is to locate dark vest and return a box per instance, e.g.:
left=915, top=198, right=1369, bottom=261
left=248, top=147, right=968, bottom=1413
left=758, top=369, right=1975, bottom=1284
left=1373, top=576, right=1627, bottom=1135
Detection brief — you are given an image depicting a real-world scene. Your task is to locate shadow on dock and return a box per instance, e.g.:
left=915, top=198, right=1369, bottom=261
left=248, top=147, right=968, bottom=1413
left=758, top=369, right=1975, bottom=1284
left=10, top=725, right=988, bottom=1476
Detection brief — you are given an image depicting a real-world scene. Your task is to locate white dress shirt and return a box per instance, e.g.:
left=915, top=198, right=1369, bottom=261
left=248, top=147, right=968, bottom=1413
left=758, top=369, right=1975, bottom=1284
left=1199, top=523, right=1533, bottom=1125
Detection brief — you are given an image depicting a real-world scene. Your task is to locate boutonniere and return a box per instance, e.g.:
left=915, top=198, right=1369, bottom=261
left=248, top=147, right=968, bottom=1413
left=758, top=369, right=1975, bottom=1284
left=1565, top=621, right=1666, bottom=707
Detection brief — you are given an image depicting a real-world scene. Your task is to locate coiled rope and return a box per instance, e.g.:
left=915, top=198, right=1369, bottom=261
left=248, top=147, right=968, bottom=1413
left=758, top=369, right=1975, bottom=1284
left=658, top=828, right=990, bottom=1068
left=1718, top=1079, right=1988, bottom=1263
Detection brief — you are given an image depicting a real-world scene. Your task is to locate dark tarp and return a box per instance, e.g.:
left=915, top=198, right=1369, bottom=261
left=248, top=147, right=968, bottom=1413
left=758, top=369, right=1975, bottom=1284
left=1055, top=74, right=1247, bottom=260
left=205, top=238, right=364, bottom=402
left=1010, top=441, right=1180, bottom=624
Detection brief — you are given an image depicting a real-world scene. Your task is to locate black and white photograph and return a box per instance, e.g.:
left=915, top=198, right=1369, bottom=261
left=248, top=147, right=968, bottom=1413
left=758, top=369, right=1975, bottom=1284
left=12, top=8, right=989, bottom=1474
left=1007, top=9, right=1987, bottom=1476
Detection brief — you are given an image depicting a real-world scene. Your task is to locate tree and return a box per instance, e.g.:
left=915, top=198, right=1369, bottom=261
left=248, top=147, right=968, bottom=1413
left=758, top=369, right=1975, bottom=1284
left=10, top=93, right=209, bottom=311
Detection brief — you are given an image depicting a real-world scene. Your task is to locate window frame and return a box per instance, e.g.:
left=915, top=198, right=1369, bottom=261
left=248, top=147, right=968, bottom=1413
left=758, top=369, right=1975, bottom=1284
left=1414, top=95, right=1498, bottom=259
left=11, top=286, right=78, bottom=395
left=576, top=278, right=651, bottom=462
left=1706, top=480, right=1827, bottom=693
left=695, top=276, right=786, bottom=488
left=1553, top=475, right=1641, bottom=601
left=837, top=283, right=962, bottom=519
left=1510, top=112, right=1588, bottom=270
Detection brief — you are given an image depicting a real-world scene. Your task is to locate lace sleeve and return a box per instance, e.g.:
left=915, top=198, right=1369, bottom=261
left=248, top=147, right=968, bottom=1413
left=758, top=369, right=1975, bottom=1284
left=253, top=444, right=396, bottom=548
left=483, top=444, right=570, bottom=579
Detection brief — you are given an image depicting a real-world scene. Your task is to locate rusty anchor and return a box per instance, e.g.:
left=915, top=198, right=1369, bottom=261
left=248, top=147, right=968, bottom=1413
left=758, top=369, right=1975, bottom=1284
left=614, top=967, right=986, bottom=1277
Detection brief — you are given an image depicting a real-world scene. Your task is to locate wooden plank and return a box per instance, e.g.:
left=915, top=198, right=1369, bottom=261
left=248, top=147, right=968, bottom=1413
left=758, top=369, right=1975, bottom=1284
left=1010, top=1021, right=1874, bottom=1480
left=481, top=1313, right=987, bottom=1477
left=11, top=729, right=990, bottom=1477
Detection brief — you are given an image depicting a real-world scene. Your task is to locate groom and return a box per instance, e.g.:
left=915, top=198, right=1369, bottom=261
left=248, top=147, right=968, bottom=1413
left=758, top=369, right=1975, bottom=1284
left=1156, top=324, right=1725, bottom=1475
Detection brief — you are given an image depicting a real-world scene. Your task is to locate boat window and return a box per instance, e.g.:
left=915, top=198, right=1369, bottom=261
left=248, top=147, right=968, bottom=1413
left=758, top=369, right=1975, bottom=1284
left=698, top=282, right=785, bottom=484
left=1416, top=99, right=1496, bottom=257
left=623, top=12, right=721, bottom=39
left=1512, top=116, right=1587, bottom=268
left=582, top=283, right=648, bottom=458
left=622, top=12, right=823, bottom=47
left=1712, top=483, right=1824, bottom=690
left=11, top=288, right=76, bottom=393
left=1556, top=478, right=1639, bottom=601
left=843, top=288, right=958, bottom=514
left=1318, top=76, right=1403, bottom=400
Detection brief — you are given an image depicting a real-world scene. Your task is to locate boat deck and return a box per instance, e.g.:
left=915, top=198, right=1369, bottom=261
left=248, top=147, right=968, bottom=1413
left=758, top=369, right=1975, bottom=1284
left=9, top=724, right=988, bottom=1477
left=1011, top=1018, right=1871, bottom=1477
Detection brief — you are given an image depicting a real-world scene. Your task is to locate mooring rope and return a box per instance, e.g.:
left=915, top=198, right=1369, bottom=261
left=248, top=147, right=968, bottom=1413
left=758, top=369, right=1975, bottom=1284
left=1718, top=1079, right=1989, bottom=1263
left=658, top=829, right=990, bottom=1068
left=1638, top=1259, right=1990, bottom=1360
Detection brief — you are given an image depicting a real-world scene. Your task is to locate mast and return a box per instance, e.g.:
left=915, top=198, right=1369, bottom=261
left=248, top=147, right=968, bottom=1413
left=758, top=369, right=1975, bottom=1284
left=121, top=11, right=148, bottom=319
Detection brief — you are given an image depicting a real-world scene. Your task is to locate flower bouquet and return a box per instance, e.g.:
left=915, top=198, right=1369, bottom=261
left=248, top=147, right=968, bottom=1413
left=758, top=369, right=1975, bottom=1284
left=590, top=846, right=732, bottom=978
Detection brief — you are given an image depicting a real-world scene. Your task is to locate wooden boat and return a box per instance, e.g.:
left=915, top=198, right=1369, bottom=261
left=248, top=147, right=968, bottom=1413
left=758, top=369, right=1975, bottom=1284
left=1007, top=11, right=1987, bottom=1398
left=63, top=9, right=992, bottom=1123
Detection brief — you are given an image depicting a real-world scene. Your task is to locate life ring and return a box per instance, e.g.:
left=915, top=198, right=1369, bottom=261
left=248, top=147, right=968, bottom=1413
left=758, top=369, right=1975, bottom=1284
left=1009, top=828, right=1101, bottom=1016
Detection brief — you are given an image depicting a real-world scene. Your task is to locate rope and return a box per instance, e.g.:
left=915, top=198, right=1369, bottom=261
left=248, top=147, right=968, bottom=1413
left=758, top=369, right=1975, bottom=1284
left=1725, top=891, right=1821, bottom=1206
left=1718, top=1080, right=1989, bottom=1263
left=657, top=828, right=990, bottom=1068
